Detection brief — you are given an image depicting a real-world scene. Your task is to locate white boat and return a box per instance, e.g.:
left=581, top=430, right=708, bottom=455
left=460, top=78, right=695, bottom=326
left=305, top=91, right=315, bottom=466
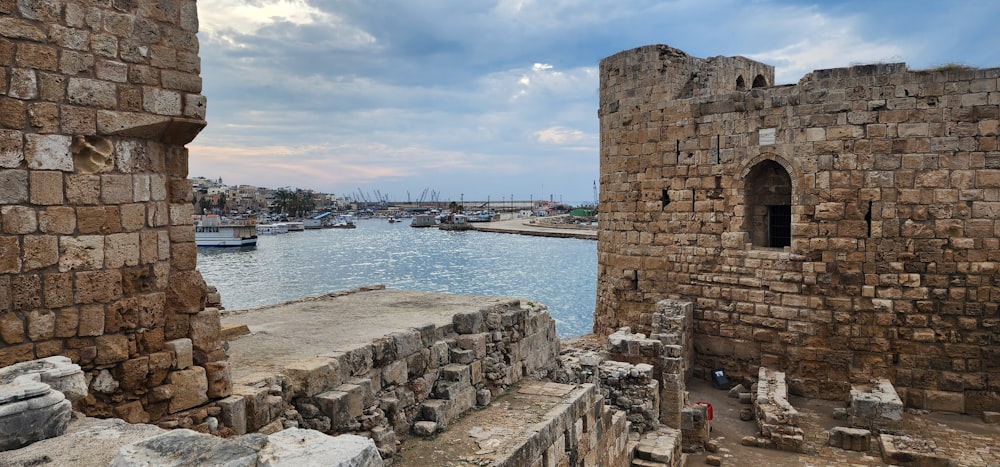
left=330, top=215, right=357, bottom=229
left=195, top=215, right=258, bottom=247
left=284, top=221, right=305, bottom=232
left=411, top=214, right=436, bottom=228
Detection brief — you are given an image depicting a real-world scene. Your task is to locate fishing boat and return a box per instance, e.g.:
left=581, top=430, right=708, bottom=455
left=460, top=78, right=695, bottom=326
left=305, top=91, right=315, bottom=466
left=388, top=216, right=399, bottom=223
left=195, top=215, right=258, bottom=247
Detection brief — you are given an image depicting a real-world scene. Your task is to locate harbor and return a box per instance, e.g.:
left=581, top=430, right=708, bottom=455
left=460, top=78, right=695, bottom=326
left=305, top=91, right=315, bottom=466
left=197, top=217, right=598, bottom=338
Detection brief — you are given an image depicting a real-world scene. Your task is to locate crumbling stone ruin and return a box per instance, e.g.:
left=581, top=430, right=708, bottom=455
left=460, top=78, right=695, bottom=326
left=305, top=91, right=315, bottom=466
left=1, top=0, right=225, bottom=426
left=596, top=44, right=1000, bottom=414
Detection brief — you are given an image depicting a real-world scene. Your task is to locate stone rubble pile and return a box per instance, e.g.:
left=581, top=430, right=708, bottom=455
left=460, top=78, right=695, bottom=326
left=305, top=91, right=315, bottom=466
left=749, top=367, right=805, bottom=452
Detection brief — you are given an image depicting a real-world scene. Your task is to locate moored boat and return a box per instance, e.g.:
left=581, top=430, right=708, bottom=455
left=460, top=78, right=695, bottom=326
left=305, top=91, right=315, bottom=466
left=330, top=215, right=357, bottom=228
left=410, top=214, right=436, bottom=228
left=195, top=215, right=258, bottom=247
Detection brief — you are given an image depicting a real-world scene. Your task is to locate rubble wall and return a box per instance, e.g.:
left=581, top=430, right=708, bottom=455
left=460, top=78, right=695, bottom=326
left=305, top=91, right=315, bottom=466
left=596, top=44, right=1000, bottom=412
left=0, top=0, right=220, bottom=422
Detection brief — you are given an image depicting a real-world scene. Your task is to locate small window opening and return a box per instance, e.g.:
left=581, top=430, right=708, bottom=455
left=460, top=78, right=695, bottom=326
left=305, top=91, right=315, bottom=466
left=736, top=75, right=746, bottom=90
left=752, top=74, right=768, bottom=88
left=662, top=189, right=671, bottom=209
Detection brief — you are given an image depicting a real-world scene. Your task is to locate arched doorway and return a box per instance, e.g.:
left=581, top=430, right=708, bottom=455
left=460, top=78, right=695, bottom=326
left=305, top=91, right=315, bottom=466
left=744, top=160, right=792, bottom=247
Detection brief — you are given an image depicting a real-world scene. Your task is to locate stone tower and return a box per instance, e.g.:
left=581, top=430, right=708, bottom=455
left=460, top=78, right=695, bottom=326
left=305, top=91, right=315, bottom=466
left=597, top=44, right=1000, bottom=413
left=1, top=0, right=229, bottom=422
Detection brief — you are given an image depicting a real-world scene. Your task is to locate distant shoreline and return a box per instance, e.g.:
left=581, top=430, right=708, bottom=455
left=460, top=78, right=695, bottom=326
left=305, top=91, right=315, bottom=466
left=471, top=216, right=597, bottom=240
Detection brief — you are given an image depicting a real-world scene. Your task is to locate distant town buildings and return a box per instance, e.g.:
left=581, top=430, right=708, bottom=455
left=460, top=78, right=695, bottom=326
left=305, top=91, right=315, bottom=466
left=189, top=177, right=347, bottom=216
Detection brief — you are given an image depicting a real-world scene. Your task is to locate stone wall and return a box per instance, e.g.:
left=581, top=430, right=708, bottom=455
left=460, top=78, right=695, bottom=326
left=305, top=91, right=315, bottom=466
left=205, top=300, right=561, bottom=460
left=597, top=44, right=1000, bottom=413
left=0, top=0, right=223, bottom=422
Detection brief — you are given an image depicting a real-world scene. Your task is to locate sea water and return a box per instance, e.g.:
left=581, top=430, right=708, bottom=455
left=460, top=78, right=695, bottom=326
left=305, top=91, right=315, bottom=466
left=196, top=218, right=597, bottom=337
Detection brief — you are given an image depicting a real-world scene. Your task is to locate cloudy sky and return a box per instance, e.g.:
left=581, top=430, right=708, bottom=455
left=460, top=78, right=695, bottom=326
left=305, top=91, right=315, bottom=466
left=189, top=0, right=1000, bottom=205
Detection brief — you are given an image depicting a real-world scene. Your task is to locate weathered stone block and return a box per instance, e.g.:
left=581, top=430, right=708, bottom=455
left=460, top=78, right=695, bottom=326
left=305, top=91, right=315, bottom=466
left=167, top=366, right=208, bottom=413
left=204, top=360, right=232, bottom=398
left=95, top=334, right=128, bottom=365
left=24, top=134, right=72, bottom=171
left=283, top=357, right=341, bottom=399
left=453, top=310, right=483, bottom=334
left=189, top=308, right=221, bottom=353
left=28, top=170, right=63, bottom=205
left=165, top=338, right=193, bottom=370
left=217, top=394, right=247, bottom=435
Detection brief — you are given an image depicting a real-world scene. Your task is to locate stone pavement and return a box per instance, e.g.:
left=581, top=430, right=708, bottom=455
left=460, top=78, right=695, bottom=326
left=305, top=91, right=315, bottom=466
left=471, top=216, right=597, bottom=239
left=684, top=377, right=1000, bottom=466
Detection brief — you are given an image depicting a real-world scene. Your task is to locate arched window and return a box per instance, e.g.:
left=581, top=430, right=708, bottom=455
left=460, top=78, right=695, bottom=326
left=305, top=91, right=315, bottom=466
left=752, top=74, right=768, bottom=88
left=744, top=160, right=791, bottom=248
left=736, top=75, right=746, bottom=90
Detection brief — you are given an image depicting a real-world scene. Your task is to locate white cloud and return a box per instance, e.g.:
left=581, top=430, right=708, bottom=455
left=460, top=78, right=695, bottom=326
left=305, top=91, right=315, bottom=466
left=198, top=0, right=376, bottom=50
left=535, top=126, right=586, bottom=144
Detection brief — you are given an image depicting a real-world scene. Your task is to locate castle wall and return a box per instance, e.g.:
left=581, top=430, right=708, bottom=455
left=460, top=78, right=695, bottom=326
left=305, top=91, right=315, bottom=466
left=0, top=0, right=224, bottom=422
left=596, top=44, right=1000, bottom=413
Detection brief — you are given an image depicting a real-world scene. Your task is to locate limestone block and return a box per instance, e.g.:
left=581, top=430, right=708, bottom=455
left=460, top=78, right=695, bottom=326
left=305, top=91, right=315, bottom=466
left=95, top=334, right=129, bottom=365
left=453, top=310, right=483, bottom=334
left=0, top=130, right=23, bottom=168
left=381, top=360, right=407, bottom=387
left=24, top=134, right=72, bottom=171
left=78, top=304, right=105, bottom=337
left=28, top=170, right=63, bottom=205
left=0, top=313, right=25, bottom=344
left=58, top=235, right=104, bottom=272
left=38, top=206, right=76, bottom=235
left=829, top=426, right=871, bottom=451
left=392, top=329, right=424, bottom=358
left=217, top=394, right=247, bottom=435
left=282, top=357, right=340, bottom=399
left=456, top=333, right=488, bottom=358
left=412, top=420, right=438, bottom=437
left=22, top=235, right=57, bottom=271
left=165, top=338, right=193, bottom=369
left=104, top=232, right=140, bottom=268
left=147, top=351, right=172, bottom=386
left=101, top=174, right=133, bottom=204
left=167, top=367, right=208, bottom=413
left=166, top=270, right=206, bottom=313
left=75, top=269, right=123, bottom=304
left=65, top=174, right=101, bottom=204
left=26, top=309, right=54, bottom=341
left=189, top=308, right=221, bottom=353
left=142, top=87, right=182, bottom=116
left=0, top=170, right=28, bottom=203
left=113, top=401, right=151, bottom=424
left=259, top=430, right=382, bottom=467
left=1, top=206, right=37, bottom=234
left=205, top=361, right=232, bottom=398
left=449, top=348, right=475, bottom=364
left=316, top=385, right=364, bottom=429
left=120, top=203, right=146, bottom=231
left=119, top=356, right=149, bottom=390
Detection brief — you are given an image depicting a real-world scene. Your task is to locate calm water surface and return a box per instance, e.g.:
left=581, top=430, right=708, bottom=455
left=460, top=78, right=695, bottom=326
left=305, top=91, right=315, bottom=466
left=197, top=219, right=596, bottom=337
